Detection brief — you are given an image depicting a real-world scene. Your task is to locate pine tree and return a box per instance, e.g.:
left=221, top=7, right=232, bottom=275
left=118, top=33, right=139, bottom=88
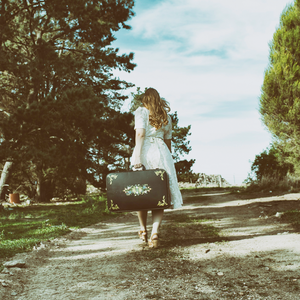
left=0, top=0, right=136, bottom=201
left=260, top=0, right=300, bottom=173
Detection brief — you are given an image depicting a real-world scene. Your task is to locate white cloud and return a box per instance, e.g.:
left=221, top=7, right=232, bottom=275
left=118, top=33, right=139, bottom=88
left=189, top=111, right=264, bottom=143
left=114, top=0, right=292, bottom=183
left=128, top=0, right=292, bottom=60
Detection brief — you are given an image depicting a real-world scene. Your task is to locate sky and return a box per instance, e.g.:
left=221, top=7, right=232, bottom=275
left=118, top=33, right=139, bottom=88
left=113, top=0, right=293, bottom=185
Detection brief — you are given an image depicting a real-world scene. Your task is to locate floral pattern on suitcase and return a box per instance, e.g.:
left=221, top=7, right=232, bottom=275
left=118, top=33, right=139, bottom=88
left=157, top=195, right=168, bottom=207
left=107, top=174, right=118, bottom=185
left=123, top=184, right=152, bottom=196
left=110, top=200, right=120, bottom=210
left=154, top=170, right=166, bottom=180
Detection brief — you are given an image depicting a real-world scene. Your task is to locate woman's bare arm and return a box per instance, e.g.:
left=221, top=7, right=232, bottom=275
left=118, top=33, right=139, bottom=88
left=134, top=128, right=146, bottom=165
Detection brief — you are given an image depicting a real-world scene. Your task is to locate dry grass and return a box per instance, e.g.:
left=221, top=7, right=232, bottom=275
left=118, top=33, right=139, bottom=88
left=246, top=174, right=300, bottom=193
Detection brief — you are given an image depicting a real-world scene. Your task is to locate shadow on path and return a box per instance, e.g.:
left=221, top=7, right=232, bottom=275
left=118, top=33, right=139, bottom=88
left=11, top=190, right=300, bottom=300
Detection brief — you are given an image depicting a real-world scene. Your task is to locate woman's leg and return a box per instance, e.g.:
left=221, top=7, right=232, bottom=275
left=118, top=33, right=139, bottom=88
left=138, top=210, right=148, bottom=231
left=148, top=209, right=164, bottom=248
left=151, top=209, right=164, bottom=235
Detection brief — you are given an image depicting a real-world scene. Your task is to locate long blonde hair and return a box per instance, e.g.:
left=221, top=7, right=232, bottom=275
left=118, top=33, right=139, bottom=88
left=142, top=88, right=171, bottom=129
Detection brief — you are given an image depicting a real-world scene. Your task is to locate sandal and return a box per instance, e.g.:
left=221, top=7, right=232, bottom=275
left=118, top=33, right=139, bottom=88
left=138, top=230, right=148, bottom=243
left=148, top=233, right=159, bottom=248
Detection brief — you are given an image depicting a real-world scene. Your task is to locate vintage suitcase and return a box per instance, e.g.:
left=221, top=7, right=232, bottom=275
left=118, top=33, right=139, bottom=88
left=106, top=169, right=171, bottom=212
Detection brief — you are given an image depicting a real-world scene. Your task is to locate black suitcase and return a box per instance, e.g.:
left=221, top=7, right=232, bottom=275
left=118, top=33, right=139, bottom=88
left=106, top=169, right=171, bottom=212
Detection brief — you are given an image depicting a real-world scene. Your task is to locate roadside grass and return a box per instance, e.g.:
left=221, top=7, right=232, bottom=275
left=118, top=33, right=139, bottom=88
left=0, top=194, right=118, bottom=262
left=245, top=175, right=300, bottom=194
left=281, top=210, right=300, bottom=231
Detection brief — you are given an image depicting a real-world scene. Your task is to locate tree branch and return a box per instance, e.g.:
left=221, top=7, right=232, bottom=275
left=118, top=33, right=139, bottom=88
left=3, top=1, right=45, bottom=23
left=22, top=0, right=36, bottom=46
left=50, top=25, right=81, bottom=42
left=0, top=109, right=10, bottom=117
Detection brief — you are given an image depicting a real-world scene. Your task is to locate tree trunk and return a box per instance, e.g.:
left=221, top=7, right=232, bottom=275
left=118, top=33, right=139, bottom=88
left=35, top=167, right=53, bottom=202
left=0, top=161, right=13, bottom=200
left=36, top=170, right=42, bottom=202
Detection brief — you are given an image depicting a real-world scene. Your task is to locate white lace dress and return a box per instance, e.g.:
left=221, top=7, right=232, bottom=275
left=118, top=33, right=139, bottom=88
left=131, top=107, right=183, bottom=209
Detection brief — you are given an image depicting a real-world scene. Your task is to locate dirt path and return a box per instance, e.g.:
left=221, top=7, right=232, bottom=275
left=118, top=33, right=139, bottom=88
left=1, top=190, right=300, bottom=300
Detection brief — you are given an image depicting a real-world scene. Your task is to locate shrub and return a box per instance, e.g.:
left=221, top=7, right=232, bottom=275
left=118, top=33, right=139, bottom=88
left=246, top=174, right=300, bottom=193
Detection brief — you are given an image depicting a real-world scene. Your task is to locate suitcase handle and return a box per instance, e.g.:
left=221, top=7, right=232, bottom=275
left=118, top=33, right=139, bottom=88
left=131, top=164, right=146, bottom=171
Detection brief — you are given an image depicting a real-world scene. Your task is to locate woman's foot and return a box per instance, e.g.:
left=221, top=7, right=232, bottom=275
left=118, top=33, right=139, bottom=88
left=148, top=233, right=159, bottom=248
left=138, top=230, right=148, bottom=243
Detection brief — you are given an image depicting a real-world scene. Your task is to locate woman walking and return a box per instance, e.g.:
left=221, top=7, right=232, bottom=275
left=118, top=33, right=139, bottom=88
left=131, top=88, right=183, bottom=248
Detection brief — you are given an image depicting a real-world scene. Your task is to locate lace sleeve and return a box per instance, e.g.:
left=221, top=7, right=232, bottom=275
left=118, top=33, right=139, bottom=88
left=164, top=115, right=172, bottom=139
left=134, top=107, right=147, bottom=129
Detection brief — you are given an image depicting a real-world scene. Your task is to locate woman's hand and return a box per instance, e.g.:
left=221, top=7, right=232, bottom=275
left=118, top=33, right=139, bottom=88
left=132, top=163, right=144, bottom=171
left=134, top=163, right=143, bottom=168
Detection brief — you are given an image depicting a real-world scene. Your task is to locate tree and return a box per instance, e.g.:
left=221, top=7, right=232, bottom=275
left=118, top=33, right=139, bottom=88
left=249, top=144, right=294, bottom=182
left=170, top=111, right=192, bottom=163
left=260, top=0, right=300, bottom=173
left=174, top=159, right=199, bottom=183
left=86, top=110, right=134, bottom=189
left=0, top=161, right=12, bottom=199
left=0, top=0, right=136, bottom=201
left=130, top=88, right=196, bottom=181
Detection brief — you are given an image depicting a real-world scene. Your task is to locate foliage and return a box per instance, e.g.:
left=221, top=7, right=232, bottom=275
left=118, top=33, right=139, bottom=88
left=245, top=144, right=297, bottom=192
left=170, top=112, right=192, bottom=162
left=175, top=159, right=199, bottom=183
left=129, top=86, right=144, bottom=112
left=260, top=0, right=300, bottom=174
left=249, top=145, right=294, bottom=182
left=0, top=194, right=116, bottom=259
left=0, top=0, right=136, bottom=201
